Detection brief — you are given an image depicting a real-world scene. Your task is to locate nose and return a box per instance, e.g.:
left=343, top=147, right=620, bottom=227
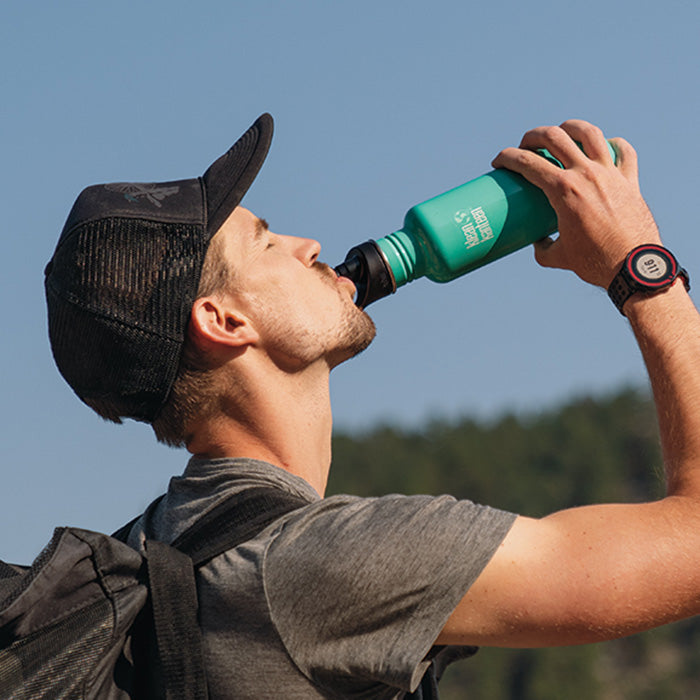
left=289, top=236, right=321, bottom=266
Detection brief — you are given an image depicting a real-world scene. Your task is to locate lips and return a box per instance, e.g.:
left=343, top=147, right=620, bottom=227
left=315, top=261, right=357, bottom=298
left=336, top=273, right=357, bottom=297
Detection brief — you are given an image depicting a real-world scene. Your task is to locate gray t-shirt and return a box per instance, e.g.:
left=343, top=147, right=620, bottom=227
left=128, top=458, right=516, bottom=698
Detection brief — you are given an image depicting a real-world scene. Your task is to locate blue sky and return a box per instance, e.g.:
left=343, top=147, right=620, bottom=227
left=2, top=0, right=699, bottom=562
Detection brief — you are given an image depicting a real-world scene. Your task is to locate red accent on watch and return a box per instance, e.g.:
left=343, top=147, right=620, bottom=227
left=608, top=244, right=690, bottom=315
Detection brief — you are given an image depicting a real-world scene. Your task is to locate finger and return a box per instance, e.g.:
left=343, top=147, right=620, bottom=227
left=607, top=137, right=639, bottom=182
left=533, top=236, right=564, bottom=270
left=518, top=125, right=588, bottom=170
left=492, top=146, right=563, bottom=192
left=558, top=120, right=612, bottom=164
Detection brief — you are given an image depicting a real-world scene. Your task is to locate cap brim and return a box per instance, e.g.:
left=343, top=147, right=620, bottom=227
left=202, top=113, right=274, bottom=237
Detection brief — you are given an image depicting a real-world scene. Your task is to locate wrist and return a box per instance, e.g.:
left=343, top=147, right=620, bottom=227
left=624, top=277, right=690, bottom=321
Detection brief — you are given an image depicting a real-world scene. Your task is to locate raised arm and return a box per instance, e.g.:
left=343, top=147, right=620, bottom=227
left=437, top=120, right=700, bottom=648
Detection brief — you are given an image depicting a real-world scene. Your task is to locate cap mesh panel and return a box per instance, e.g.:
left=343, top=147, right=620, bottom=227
left=45, top=218, right=208, bottom=421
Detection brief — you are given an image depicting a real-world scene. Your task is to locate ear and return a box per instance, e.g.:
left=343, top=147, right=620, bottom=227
left=188, top=295, right=259, bottom=350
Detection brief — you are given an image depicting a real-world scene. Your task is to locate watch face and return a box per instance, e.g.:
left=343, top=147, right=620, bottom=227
left=628, top=245, right=678, bottom=288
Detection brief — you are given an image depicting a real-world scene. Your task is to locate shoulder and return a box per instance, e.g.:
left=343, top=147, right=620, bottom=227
left=263, top=491, right=515, bottom=629
left=270, top=491, right=515, bottom=557
left=261, top=493, right=515, bottom=691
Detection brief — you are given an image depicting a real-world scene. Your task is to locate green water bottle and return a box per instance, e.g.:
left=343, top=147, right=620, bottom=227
left=335, top=143, right=617, bottom=308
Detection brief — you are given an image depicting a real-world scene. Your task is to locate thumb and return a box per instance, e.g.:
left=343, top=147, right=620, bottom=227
left=533, top=236, right=563, bottom=269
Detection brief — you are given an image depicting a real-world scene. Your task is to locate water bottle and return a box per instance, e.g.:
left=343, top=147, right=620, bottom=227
left=335, top=143, right=617, bottom=308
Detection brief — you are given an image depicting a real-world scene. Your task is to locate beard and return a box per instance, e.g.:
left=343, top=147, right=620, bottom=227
left=247, top=269, right=377, bottom=374
left=316, top=260, right=377, bottom=368
left=326, top=303, right=376, bottom=369
left=282, top=292, right=376, bottom=371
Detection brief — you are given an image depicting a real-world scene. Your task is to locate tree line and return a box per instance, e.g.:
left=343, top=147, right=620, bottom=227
left=327, top=388, right=700, bottom=699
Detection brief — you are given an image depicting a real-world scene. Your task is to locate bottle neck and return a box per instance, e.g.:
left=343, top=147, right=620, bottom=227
left=332, top=230, right=421, bottom=309
left=375, top=230, right=419, bottom=287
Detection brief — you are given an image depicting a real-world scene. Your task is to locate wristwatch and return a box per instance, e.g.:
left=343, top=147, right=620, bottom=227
left=608, top=244, right=690, bottom=314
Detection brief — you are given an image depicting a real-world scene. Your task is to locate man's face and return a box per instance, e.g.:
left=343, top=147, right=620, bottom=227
left=213, top=207, right=376, bottom=371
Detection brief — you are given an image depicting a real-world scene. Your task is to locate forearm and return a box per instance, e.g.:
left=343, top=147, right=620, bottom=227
left=442, top=293, right=700, bottom=647
left=625, top=281, right=700, bottom=495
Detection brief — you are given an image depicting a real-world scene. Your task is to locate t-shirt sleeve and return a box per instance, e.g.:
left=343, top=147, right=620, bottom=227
left=263, top=493, right=516, bottom=696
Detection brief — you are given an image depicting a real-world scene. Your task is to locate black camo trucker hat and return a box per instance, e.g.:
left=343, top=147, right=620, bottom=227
left=45, top=114, right=273, bottom=423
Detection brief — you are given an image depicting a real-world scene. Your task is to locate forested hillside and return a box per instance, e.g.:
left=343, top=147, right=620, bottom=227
left=328, top=388, right=700, bottom=699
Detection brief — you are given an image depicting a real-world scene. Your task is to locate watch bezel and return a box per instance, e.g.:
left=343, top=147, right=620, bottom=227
left=608, top=244, right=690, bottom=315
left=626, top=244, right=678, bottom=289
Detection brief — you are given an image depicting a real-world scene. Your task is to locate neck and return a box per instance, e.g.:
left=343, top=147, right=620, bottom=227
left=187, top=359, right=333, bottom=497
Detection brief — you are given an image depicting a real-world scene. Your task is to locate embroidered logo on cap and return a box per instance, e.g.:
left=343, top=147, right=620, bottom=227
left=105, top=183, right=180, bottom=208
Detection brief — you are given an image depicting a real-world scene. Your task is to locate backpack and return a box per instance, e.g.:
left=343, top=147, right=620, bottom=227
left=0, top=486, right=308, bottom=699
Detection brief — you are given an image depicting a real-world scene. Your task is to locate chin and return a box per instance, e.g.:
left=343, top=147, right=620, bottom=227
left=329, top=312, right=377, bottom=368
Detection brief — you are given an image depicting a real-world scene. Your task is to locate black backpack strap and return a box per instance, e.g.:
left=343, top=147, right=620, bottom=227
left=143, top=485, right=309, bottom=700
left=172, top=486, right=310, bottom=565
left=146, top=540, right=209, bottom=700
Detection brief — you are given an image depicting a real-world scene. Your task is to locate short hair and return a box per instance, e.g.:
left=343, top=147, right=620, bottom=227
left=84, top=232, right=232, bottom=447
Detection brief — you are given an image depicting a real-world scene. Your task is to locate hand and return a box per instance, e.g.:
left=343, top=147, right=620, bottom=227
left=492, top=119, right=662, bottom=288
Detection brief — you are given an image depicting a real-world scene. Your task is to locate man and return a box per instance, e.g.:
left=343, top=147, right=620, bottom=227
left=45, top=114, right=700, bottom=697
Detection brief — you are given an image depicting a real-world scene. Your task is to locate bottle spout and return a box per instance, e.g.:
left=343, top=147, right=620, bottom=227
left=334, top=256, right=363, bottom=284
left=334, top=240, right=396, bottom=309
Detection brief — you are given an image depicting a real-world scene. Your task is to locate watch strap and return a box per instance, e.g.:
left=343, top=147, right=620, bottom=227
left=608, top=272, right=636, bottom=314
